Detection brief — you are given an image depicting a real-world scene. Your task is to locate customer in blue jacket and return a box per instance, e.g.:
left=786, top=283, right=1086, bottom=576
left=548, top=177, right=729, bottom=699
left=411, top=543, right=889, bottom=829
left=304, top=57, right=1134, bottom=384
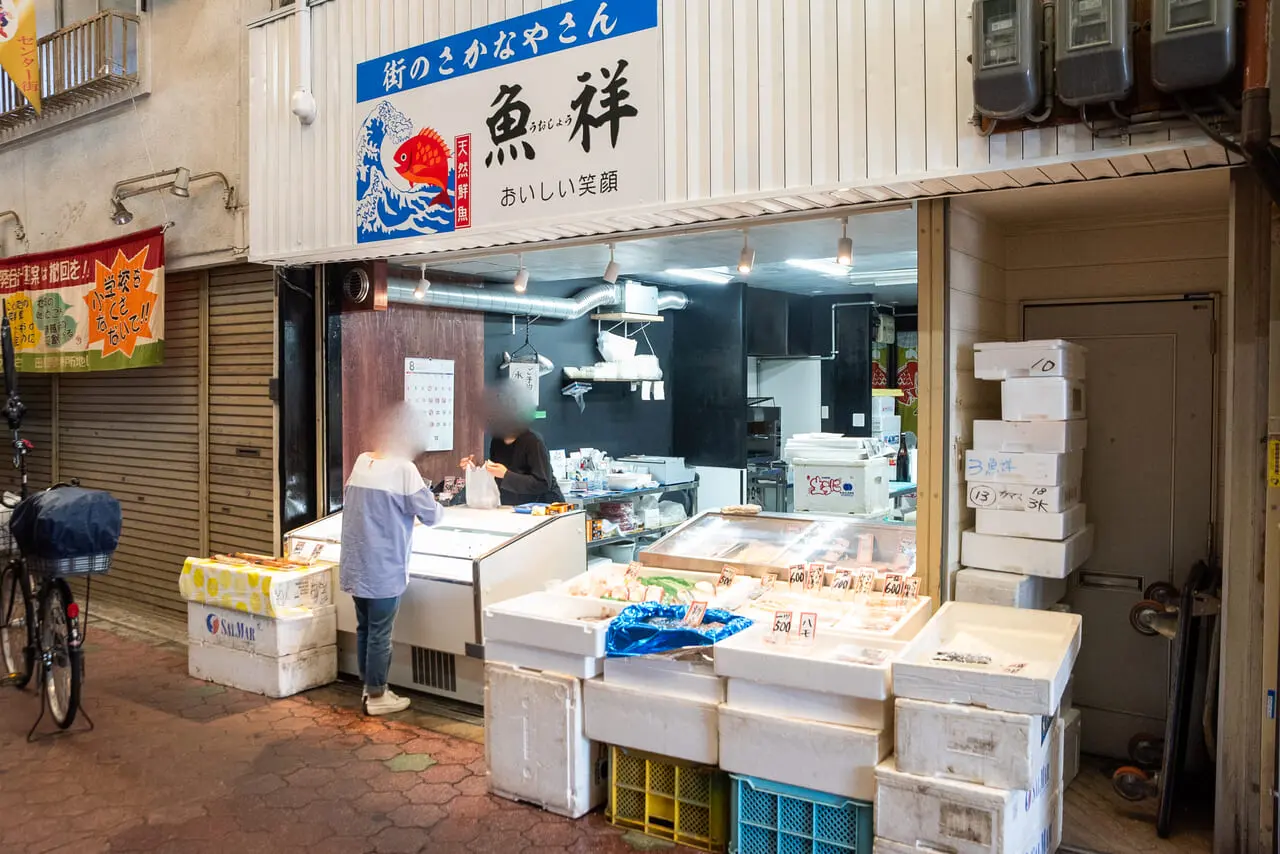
left=340, top=404, right=444, bottom=715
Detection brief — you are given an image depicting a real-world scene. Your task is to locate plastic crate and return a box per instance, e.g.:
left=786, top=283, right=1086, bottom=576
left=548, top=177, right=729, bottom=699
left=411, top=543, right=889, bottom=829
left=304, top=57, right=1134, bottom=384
left=608, top=745, right=729, bottom=852
left=730, top=774, right=872, bottom=854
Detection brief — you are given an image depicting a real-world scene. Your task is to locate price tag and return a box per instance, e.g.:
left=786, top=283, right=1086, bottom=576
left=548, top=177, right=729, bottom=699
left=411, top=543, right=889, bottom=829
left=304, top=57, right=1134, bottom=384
left=684, top=601, right=708, bottom=627
left=797, top=612, right=818, bottom=644
left=883, top=573, right=906, bottom=597
left=290, top=539, right=308, bottom=557
left=762, top=572, right=778, bottom=592
left=770, top=610, right=793, bottom=643
left=624, top=561, right=642, bottom=583
left=904, top=576, right=921, bottom=598
left=718, top=565, right=737, bottom=589
left=805, top=563, right=826, bottom=592
left=853, top=569, right=877, bottom=595
left=832, top=570, right=853, bottom=593
left=788, top=564, right=807, bottom=590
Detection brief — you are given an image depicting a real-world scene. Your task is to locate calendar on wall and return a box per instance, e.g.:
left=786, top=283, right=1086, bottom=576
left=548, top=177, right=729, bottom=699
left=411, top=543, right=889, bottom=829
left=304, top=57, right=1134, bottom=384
left=404, top=357, right=455, bottom=452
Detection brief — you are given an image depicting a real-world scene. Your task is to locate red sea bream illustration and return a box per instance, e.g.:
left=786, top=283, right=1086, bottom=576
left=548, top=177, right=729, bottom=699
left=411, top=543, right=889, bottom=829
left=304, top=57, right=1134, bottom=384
left=393, top=127, right=453, bottom=209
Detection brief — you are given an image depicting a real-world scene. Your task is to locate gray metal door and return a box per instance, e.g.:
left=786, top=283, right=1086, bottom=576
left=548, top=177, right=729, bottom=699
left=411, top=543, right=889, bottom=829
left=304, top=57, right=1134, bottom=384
left=1023, top=298, right=1216, bottom=759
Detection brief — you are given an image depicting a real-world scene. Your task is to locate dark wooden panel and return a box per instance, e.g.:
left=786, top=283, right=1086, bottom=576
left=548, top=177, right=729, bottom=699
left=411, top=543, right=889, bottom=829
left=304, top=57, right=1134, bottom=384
left=341, top=303, right=485, bottom=488
left=822, top=303, right=873, bottom=437
left=671, top=283, right=747, bottom=469
left=746, top=288, right=788, bottom=357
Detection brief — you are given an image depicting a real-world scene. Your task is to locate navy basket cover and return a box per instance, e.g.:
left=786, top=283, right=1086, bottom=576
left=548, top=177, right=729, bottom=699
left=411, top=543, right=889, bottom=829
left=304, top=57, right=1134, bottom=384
left=10, top=487, right=122, bottom=560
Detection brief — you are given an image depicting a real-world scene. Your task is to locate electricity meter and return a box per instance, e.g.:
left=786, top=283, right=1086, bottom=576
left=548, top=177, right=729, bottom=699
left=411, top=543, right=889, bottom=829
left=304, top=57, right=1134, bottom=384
left=972, top=0, right=1043, bottom=120
left=1150, top=0, right=1236, bottom=92
left=1055, top=0, right=1133, bottom=106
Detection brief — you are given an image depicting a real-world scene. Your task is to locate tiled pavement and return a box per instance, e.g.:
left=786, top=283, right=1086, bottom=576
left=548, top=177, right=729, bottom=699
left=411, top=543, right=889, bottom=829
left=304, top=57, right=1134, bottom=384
left=0, top=618, right=694, bottom=854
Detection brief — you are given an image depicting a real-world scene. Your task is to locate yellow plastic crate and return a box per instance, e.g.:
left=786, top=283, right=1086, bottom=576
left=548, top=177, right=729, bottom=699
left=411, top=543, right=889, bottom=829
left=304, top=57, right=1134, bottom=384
left=607, top=745, right=730, bottom=852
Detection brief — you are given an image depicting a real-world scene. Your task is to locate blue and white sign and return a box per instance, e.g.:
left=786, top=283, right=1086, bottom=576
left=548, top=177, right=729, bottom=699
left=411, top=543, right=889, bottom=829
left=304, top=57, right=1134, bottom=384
left=355, top=0, right=661, bottom=245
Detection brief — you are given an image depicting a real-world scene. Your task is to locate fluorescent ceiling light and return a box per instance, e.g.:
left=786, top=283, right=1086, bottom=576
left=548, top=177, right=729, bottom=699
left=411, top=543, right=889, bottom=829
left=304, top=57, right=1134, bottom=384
left=785, top=258, right=851, bottom=277
left=663, top=268, right=733, bottom=284
left=784, top=259, right=916, bottom=286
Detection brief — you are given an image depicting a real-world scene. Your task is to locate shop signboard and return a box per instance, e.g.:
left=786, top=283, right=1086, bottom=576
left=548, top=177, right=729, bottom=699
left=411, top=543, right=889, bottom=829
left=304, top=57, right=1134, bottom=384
left=354, top=0, right=660, bottom=245
left=0, top=227, right=165, bottom=372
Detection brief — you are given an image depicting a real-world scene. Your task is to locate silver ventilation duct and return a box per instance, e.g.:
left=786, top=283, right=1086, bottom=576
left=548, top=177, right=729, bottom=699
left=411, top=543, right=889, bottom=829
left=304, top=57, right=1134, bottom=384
left=386, top=274, right=689, bottom=320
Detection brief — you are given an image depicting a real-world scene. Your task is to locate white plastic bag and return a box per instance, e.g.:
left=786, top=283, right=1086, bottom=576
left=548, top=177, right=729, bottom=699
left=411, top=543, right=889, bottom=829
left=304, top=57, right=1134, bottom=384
left=465, top=464, right=502, bottom=509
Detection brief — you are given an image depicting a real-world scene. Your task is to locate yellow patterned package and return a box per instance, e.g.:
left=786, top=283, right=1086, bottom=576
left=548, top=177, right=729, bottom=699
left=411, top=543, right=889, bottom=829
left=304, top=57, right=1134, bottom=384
left=178, top=556, right=336, bottom=618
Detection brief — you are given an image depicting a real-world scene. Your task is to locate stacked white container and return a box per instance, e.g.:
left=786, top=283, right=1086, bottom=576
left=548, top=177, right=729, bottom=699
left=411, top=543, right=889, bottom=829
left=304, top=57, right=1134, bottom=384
left=874, top=602, right=1082, bottom=853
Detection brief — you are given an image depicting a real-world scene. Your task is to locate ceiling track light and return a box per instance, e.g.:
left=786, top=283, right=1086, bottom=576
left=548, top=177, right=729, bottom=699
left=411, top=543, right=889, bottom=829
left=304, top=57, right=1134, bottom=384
left=413, top=263, right=430, bottom=299
left=836, top=217, right=853, bottom=266
left=514, top=253, right=529, bottom=293
left=602, top=242, right=620, bottom=284
left=737, top=230, right=755, bottom=274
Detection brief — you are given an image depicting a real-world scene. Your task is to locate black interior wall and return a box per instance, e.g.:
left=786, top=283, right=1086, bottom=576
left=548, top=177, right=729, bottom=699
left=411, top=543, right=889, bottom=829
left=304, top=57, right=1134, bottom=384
left=671, top=282, right=748, bottom=468
left=482, top=278, right=674, bottom=457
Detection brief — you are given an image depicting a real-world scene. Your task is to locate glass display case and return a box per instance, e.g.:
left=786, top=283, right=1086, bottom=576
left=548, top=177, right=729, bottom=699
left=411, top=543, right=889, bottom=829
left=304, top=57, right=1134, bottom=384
left=285, top=507, right=587, bottom=704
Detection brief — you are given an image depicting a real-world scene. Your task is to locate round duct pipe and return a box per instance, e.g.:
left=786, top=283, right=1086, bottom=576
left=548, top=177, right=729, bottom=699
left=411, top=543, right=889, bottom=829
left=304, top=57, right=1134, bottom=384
left=386, top=275, right=688, bottom=320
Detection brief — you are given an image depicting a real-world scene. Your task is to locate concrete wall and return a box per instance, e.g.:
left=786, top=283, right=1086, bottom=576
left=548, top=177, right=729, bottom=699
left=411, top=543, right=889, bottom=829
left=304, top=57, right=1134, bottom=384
left=0, top=0, right=273, bottom=268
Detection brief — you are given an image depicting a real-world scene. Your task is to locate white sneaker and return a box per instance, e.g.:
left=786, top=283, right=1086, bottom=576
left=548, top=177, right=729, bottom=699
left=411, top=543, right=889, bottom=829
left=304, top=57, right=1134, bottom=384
left=364, top=689, right=411, bottom=716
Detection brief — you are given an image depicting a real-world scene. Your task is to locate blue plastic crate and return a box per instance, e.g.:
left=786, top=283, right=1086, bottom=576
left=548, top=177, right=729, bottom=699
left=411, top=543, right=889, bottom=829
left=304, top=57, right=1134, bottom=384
left=730, top=774, right=872, bottom=854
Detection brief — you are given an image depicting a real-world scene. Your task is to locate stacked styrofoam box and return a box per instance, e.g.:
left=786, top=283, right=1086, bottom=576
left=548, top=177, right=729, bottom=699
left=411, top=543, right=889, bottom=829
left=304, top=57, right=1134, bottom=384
left=875, top=602, right=1082, bottom=853
left=960, top=341, right=1092, bottom=602
left=186, top=599, right=338, bottom=698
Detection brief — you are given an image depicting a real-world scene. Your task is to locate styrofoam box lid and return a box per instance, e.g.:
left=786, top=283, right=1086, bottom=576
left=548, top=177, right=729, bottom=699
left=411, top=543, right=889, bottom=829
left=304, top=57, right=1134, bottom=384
left=714, top=622, right=906, bottom=700
left=483, top=591, right=624, bottom=659
left=974, top=339, right=1084, bottom=353
left=893, top=602, right=1082, bottom=716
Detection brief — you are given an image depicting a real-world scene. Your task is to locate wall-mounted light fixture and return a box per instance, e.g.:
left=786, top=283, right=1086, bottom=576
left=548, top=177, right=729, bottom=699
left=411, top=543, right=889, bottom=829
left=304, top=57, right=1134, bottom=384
left=836, top=217, right=854, bottom=266
left=413, top=263, right=431, bottom=300
left=737, top=230, right=755, bottom=274
left=513, top=254, right=530, bottom=293
left=0, top=210, right=26, bottom=244
left=108, top=167, right=239, bottom=226
left=602, top=243, right=620, bottom=284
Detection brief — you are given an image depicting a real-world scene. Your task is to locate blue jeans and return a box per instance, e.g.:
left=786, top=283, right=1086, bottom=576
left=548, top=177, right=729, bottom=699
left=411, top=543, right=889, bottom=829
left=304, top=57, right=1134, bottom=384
left=353, top=595, right=400, bottom=696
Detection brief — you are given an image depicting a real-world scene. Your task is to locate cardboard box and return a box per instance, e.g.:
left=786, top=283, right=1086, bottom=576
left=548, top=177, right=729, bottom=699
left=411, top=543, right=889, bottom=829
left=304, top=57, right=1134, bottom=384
left=484, top=663, right=607, bottom=819
left=584, top=677, right=719, bottom=765
left=725, top=678, right=893, bottom=730
left=961, top=527, right=1094, bottom=580
left=954, top=569, right=1067, bottom=610
left=188, top=643, right=336, bottom=698
left=186, top=602, right=336, bottom=657
left=893, top=602, right=1082, bottom=716
left=1002, top=378, right=1086, bottom=422
left=966, top=481, right=1081, bottom=514
left=179, top=557, right=335, bottom=618
left=895, top=698, right=1059, bottom=790
left=719, top=704, right=890, bottom=802
left=974, top=340, right=1087, bottom=381
left=972, top=419, right=1088, bottom=454
left=963, top=451, right=1083, bottom=487
left=975, top=505, right=1088, bottom=541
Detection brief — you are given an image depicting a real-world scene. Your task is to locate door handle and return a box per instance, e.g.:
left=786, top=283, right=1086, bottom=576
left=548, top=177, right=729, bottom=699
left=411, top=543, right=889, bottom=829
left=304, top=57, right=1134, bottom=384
left=1077, top=571, right=1144, bottom=592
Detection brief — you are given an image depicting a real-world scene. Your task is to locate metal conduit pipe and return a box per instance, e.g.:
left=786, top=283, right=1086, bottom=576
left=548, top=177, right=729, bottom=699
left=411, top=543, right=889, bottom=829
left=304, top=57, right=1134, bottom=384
left=386, top=273, right=691, bottom=320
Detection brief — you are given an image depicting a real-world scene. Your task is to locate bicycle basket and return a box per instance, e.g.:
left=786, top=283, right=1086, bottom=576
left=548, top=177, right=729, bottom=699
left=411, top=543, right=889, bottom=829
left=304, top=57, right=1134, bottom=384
left=10, top=487, right=121, bottom=573
left=27, top=552, right=113, bottom=578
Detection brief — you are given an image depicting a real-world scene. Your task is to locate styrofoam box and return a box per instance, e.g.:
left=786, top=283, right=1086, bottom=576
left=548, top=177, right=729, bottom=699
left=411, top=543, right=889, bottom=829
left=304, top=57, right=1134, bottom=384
left=484, top=663, right=607, bottom=819
left=895, top=698, right=1058, bottom=790
left=876, top=718, right=1060, bottom=854
left=961, top=527, right=1094, bottom=580
left=1002, top=377, right=1086, bottom=422
left=964, top=450, right=1083, bottom=487
left=893, top=602, right=1082, bottom=716
left=792, top=457, right=891, bottom=515
left=188, top=642, right=336, bottom=698
left=954, top=569, right=1067, bottom=611
left=603, top=654, right=724, bottom=704
left=975, top=505, right=1087, bottom=541
left=966, top=481, right=1080, bottom=514
left=584, top=678, right=718, bottom=765
left=484, top=640, right=603, bottom=679
left=483, top=591, right=624, bottom=659
left=974, top=340, right=1086, bottom=381
left=714, top=622, right=906, bottom=700
left=726, top=678, right=893, bottom=730
left=187, top=602, right=336, bottom=657
left=972, top=419, right=1088, bottom=454
left=1063, top=706, right=1082, bottom=788
left=719, top=705, right=890, bottom=802
left=1062, top=677, right=1074, bottom=711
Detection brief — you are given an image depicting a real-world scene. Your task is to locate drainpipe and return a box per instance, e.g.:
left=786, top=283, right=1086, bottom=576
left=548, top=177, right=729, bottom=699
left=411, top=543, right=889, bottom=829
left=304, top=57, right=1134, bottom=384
left=1240, top=0, right=1280, bottom=204
left=290, top=0, right=317, bottom=125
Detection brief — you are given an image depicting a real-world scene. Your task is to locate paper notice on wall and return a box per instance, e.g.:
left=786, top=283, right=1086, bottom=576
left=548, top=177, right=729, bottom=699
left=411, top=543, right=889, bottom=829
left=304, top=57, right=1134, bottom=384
left=507, top=361, right=540, bottom=407
left=404, top=357, right=455, bottom=451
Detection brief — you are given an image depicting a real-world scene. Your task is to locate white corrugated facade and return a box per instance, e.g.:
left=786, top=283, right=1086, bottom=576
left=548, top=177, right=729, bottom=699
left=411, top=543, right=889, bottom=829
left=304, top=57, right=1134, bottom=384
left=247, top=0, right=1232, bottom=265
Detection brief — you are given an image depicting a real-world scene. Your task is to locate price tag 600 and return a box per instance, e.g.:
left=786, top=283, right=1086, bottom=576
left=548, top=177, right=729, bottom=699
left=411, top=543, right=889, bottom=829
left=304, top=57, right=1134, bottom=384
left=883, top=573, right=906, bottom=597
left=788, top=564, right=807, bottom=590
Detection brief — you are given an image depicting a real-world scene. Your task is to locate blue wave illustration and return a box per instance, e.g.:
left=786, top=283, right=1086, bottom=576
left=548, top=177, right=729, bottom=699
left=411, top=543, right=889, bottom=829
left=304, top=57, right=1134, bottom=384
left=356, top=100, right=456, bottom=244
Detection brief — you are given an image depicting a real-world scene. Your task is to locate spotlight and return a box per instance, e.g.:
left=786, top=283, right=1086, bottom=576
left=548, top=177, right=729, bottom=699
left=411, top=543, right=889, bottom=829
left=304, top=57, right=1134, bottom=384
left=737, top=231, right=755, bottom=274
left=413, top=263, right=430, bottom=299
left=514, top=254, right=529, bottom=293
left=110, top=198, right=133, bottom=226
left=602, top=243, right=620, bottom=284
left=836, top=217, right=853, bottom=266
left=170, top=167, right=191, bottom=198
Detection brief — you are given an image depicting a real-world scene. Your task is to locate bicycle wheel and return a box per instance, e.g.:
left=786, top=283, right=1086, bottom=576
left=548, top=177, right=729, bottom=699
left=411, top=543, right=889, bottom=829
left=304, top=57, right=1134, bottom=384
left=0, top=561, right=33, bottom=688
left=40, top=578, right=82, bottom=729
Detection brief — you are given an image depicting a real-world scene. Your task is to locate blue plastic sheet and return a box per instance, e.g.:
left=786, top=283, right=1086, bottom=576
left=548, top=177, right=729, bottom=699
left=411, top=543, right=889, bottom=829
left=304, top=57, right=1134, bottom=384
left=605, top=602, right=753, bottom=658
left=11, top=487, right=121, bottom=560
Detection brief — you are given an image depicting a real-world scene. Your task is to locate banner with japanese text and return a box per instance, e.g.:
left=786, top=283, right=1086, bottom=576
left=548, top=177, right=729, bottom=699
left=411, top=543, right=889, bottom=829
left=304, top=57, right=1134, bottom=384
left=0, top=228, right=164, bottom=372
left=354, top=0, right=659, bottom=244
left=0, top=0, right=40, bottom=113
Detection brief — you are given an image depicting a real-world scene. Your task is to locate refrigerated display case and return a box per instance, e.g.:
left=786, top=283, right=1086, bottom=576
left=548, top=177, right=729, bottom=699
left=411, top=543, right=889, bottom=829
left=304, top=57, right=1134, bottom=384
left=285, top=507, right=587, bottom=704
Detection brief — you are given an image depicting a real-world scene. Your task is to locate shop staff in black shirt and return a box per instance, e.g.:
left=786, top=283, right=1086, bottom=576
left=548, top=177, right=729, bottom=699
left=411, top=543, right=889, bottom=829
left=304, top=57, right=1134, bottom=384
left=460, top=383, right=565, bottom=506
